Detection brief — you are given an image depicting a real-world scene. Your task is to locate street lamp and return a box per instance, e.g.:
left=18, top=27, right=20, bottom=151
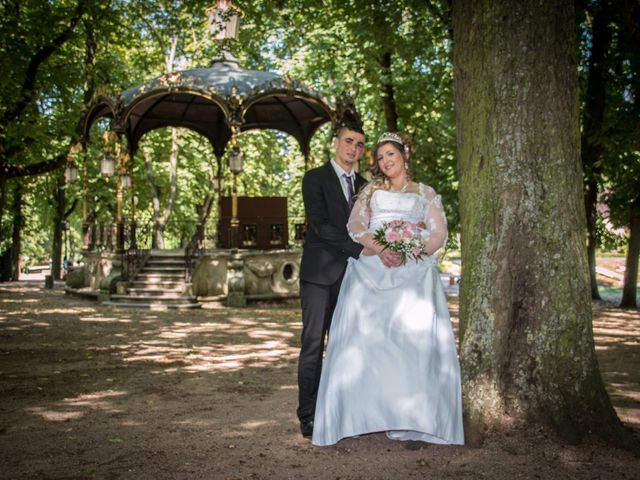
left=64, top=143, right=81, bottom=184
left=120, top=172, right=132, bottom=189
left=100, top=152, right=115, bottom=176
left=229, top=145, right=243, bottom=174
left=100, top=131, right=117, bottom=177
left=64, top=161, right=78, bottom=184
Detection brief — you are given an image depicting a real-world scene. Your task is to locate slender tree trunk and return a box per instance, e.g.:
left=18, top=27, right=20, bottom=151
left=453, top=0, right=628, bottom=446
left=153, top=223, right=166, bottom=250
left=51, top=173, right=66, bottom=280
left=0, top=176, right=6, bottom=244
left=620, top=195, right=640, bottom=308
left=380, top=51, right=399, bottom=132
left=582, top=3, right=611, bottom=300
left=144, top=129, right=179, bottom=250
left=584, top=180, right=601, bottom=299
left=9, top=182, right=23, bottom=281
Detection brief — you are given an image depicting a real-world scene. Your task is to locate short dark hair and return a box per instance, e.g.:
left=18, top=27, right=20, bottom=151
left=334, top=121, right=365, bottom=139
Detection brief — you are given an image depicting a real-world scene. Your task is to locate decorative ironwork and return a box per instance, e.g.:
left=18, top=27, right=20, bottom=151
left=185, top=223, right=206, bottom=282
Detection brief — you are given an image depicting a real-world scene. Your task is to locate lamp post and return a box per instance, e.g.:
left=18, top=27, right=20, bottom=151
left=228, top=137, right=243, bottom=249
left=81, top=141, right=90, bottom=250
left=113, top=135, right=125, bottom=252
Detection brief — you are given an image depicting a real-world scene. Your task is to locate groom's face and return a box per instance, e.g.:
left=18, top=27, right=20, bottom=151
left=334, top=129, right=366, bottom=173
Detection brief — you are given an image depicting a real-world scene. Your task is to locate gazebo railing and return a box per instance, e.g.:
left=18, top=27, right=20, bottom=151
left=86, top=223, right=119, bottom=252
left=123, top=221, right=151, bottom=281
left=185, top=223, right=205, bottom=282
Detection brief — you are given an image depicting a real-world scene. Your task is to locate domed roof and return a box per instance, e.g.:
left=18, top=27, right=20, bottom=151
left=83, top=57, right=345, bottom=158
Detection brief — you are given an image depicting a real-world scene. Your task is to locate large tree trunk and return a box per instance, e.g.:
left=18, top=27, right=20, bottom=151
left=582, top=3, right=611, bottom=300
left=452, top=0, right=628, bottom=446
left=620, top=194, right=640, bottom=308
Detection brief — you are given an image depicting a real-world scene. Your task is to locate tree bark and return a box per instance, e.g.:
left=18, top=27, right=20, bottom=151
left=453, top=0, right=628, bottom=446
left=620, top=194, right=640, bottom=308
left=581, top=3, right=611, bottom=300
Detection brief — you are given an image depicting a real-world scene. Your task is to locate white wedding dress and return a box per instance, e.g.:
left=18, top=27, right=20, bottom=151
left=311, top=183, right=464, bottom=446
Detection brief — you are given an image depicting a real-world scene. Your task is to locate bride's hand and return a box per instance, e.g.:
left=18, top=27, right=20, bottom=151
left=361, top=247, right=377, bottom=256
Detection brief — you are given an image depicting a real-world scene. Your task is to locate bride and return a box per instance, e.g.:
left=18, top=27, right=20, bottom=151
left=311, top=132, right=464, bottom=446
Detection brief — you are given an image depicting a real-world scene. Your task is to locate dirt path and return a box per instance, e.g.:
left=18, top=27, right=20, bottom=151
left=0, top=281, right=638, bottom=479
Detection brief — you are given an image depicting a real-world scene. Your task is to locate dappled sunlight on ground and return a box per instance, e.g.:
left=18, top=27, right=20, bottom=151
left=26, top=390, right=128, bottom=422
left=592, top=303, right=640, bottom=431
left=0, top=281, right=638, bottom=479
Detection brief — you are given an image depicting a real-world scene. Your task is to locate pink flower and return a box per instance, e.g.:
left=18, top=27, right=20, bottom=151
left=402, top=228, right=413, bottom=239
left=385, top=231, right=400, bottom=243
left=413, top=246, right=423, bottom=257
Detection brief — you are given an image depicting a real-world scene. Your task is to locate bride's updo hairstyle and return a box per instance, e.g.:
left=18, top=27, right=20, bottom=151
left=369, top=131, right=413, bottom=190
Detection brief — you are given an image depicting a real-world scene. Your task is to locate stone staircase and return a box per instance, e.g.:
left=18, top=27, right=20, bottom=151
left=104, top=250, right=201, bottom=309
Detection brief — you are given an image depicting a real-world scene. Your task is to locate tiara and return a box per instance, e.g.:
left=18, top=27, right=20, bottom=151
left=377, top=132, right=403, bottom=145
left=377, top=132, right=410, bottom=156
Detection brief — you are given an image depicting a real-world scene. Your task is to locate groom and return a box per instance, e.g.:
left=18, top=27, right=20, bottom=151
left=297, top=122, right=367, bottom=437
left=297, top=123, right=400, bottom=437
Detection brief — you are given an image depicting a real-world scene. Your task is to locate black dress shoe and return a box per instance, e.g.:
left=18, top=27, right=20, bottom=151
left=300, top=419, right=314, bottom=438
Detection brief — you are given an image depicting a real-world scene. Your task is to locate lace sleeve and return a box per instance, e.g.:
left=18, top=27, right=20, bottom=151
left=420, top=185, right=448, bottom=255
left=347, top=184, right=373, bottom=243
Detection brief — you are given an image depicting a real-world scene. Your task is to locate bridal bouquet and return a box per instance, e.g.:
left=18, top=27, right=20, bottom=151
left=373, top=220, right=428, bottom=263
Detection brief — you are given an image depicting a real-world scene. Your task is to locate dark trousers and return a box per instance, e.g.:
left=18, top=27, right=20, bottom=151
left=297, top=276, right=344, bottom=422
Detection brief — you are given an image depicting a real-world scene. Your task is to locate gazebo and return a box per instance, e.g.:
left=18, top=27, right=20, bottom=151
left=64, top=1, right=359, bottom=307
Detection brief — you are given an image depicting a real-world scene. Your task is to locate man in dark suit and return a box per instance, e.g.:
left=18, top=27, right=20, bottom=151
left=297, top=123, right=398, bottom=438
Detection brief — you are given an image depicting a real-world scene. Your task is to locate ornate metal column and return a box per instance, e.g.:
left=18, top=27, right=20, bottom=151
left=114, top=134, right=125, bottom=253
left=81, top=140, right=89, bottom=250
left=128, top=146, right=137, bottom=250
left=228, top=124, right=243, bottom=250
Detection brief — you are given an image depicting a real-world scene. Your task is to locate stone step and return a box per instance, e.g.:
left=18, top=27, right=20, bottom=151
left=135, top=273, right=185, bottom=281
left=126, top=288, right=187, bottom=297
left=145, top=260, right=185, bottom=267
left=129, top=280, right=187, bottom=289
left=148, top=249, right=186, bottom=257
left=103, top=301, right=201, bottom=310
left=139, top=265, right=184, bottom=275
left=110, top=294, right=198, bottom=305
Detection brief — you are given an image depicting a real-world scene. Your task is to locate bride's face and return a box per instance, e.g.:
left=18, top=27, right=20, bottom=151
left=376, top=143, right=405, bottom=180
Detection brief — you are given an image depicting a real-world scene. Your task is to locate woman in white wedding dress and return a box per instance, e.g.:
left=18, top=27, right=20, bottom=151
left=312, top=132, right=464, bottom=447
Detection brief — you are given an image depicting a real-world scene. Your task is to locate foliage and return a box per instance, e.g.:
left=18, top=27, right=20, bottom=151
left=1, top=0, right=636, bottom=265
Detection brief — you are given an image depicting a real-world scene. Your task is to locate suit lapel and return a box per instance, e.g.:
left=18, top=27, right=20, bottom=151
left=323, top=162, right=351, bottom=217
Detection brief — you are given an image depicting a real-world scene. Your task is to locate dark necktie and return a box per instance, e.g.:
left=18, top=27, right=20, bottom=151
left=343, top=173, right=355, bottom=209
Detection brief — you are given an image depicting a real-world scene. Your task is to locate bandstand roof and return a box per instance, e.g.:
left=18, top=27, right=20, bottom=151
left=83, top=57, right=351, bottom=158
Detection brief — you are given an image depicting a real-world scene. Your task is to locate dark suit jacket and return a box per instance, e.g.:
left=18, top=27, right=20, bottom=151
left=299, top=161, right=367, bottom=286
